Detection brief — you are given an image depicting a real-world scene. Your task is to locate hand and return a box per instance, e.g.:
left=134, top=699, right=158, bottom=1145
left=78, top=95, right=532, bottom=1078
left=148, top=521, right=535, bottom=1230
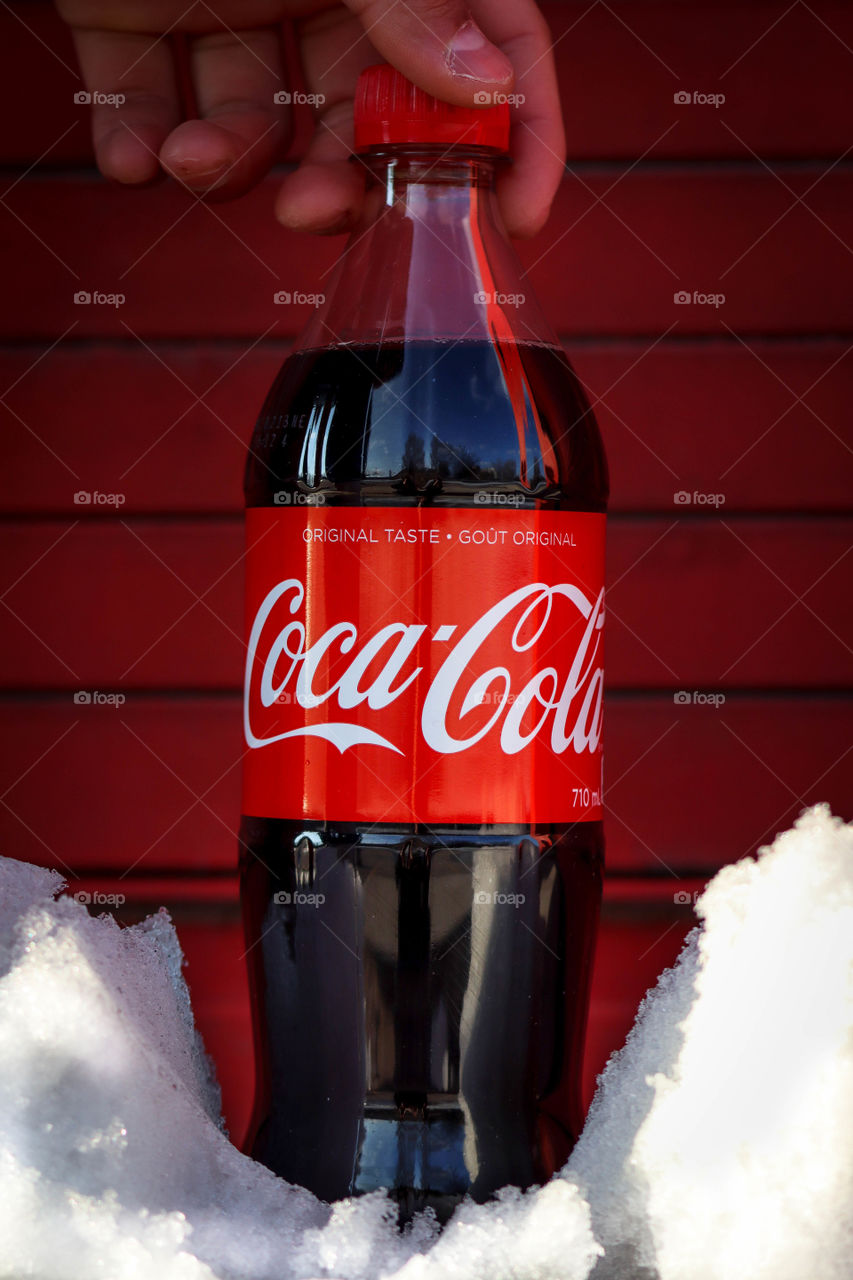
left=55, top=0, right=565, bottom=238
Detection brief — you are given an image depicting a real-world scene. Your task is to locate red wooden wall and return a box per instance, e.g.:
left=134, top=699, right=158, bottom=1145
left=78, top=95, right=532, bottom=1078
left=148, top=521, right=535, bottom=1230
left=1, top=1, right=851, bottom=1144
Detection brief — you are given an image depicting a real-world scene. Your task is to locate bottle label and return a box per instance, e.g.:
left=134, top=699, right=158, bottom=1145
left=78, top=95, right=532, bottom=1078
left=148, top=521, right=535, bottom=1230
left=243, top=506, right=605, bottom=824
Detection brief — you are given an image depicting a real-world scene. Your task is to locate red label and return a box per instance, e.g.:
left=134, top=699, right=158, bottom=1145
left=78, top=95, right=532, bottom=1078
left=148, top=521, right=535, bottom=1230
left=243, top=506, right=605, bottom=824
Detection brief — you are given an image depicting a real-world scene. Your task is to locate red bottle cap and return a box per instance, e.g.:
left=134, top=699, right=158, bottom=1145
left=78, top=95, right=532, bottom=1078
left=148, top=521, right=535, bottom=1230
left=354, top=64, right=510, bottom=154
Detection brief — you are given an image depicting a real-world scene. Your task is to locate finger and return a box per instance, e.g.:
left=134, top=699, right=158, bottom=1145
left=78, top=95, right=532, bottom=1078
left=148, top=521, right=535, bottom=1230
left=159, top=27, right=290, bottom=197
left=68, top=28, right=181, bottom=183
left=274, top=8, right=376, bottom=235
left=470, top=0, right=565, bottom=238
left=274, top=100, right=364, bottom=235
left=343, top=0, right=514, bottom=103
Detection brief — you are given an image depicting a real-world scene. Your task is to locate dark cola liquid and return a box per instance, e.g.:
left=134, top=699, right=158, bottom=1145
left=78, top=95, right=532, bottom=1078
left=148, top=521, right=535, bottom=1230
left=241, top=339, right=607, bottom=1222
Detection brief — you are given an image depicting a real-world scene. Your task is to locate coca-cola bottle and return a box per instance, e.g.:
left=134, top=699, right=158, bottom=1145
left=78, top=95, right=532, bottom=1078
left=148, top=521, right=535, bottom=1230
left=240, top=65, right=607, bottom=1223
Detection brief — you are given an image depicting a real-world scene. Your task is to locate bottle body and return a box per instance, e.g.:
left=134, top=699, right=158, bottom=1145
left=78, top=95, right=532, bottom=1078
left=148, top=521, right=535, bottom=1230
left=240, top=818, right=601, bottom=1220
left=240, top=142, right=607, bottom=1220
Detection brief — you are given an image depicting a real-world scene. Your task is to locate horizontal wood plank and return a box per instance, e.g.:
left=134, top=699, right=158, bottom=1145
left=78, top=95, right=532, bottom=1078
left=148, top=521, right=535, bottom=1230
left=551, top=0, right=853, bottom=162
left=3, top=3, right=853, bottom=164
left=2, top=340, right=851, bottom=514
left=1, top=696, right=848, bottom=877
left=2, top=171, right=852, bottom=338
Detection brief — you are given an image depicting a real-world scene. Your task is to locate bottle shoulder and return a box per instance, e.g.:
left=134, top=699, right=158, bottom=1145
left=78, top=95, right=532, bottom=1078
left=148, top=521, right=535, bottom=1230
left=245, top=340, right=608, bottom=510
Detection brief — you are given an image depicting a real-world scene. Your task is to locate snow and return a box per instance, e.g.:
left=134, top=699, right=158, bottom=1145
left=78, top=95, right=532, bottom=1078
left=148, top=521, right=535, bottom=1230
left=0, top=804, right=851, bottom=1279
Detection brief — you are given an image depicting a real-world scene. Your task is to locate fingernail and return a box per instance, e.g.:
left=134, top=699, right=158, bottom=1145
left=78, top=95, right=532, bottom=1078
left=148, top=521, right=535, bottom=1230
left=171, top=157, right=232, bottom=190
left=446, top=20, right=513, bottom=84
left=174, top=158, right=229, bottom=178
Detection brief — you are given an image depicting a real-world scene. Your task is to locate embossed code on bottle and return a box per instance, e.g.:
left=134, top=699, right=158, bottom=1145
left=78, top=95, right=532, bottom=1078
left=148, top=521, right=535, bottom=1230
left=243, top=507, right=605, bottom=823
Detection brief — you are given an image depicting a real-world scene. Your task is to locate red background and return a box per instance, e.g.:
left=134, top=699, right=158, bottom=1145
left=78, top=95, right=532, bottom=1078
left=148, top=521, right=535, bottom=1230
left=0, top=1, right=851, bottom=1143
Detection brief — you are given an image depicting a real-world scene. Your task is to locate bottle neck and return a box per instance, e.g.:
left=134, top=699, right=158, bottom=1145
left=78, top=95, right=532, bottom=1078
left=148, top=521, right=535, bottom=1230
left=293, top=145, right=556, bottom=352
left=361, top=147, right=500, bottom=199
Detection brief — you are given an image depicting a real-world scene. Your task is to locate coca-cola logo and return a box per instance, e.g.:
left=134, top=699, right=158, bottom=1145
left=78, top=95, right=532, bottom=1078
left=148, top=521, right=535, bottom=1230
left=244, top=579, right=604, bottom=759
